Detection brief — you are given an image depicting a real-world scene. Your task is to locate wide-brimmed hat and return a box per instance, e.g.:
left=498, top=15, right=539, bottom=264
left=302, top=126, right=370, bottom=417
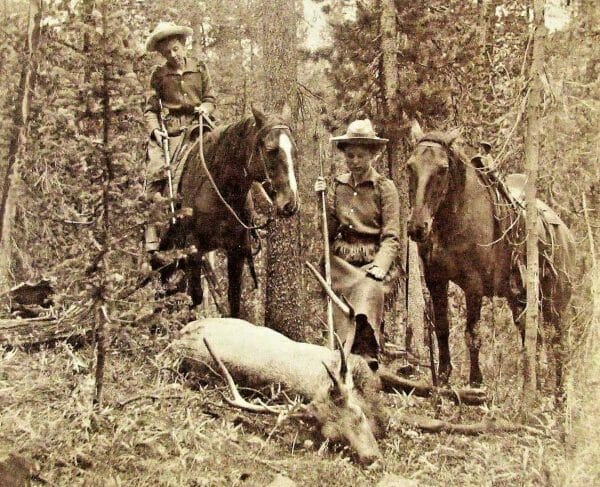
left=145, top=22, right=193, bottom=53
left=330, top=119, right=388, bottom=148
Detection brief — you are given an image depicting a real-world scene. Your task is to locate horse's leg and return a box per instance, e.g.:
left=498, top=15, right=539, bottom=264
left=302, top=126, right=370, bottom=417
left=188, top=251, right=204, bottom=308
left=465, top=292, right=484, bottom=387
left=508, top=297, right=526, bottom=345
left=226, top=248, right=244, bottom=318
left=543, top=295, right=566, bottom=401
left=428, top=280, right=452, bottom=384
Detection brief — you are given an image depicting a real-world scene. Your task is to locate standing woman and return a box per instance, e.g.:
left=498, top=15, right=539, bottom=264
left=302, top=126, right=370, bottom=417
left=315, top=119, right=401, bottom=368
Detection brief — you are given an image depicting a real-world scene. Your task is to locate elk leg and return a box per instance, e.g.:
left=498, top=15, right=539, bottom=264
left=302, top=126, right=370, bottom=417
left=428, top=280, right=452, bottom=385
left=465, top=292, right=484, bottom=387
left=227, top=248, right=244, bottom=318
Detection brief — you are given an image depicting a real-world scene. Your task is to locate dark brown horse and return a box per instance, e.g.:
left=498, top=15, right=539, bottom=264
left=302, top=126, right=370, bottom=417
left=163, top=108, right=299, bottom=316
left=406, top=121, right=575, bottom=393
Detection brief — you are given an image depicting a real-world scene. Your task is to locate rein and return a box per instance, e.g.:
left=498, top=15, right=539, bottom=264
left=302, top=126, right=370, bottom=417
left=416, top=138, right=524, bottom=248
left=247, top=124, right=290, bottom=198
left=196, top=120, right=288, bottom=231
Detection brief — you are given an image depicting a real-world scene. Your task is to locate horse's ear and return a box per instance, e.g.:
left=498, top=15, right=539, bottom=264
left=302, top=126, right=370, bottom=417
left=280, top=103, right=293, bottom=124
left=251, top=106, right=268, bottom=129
left=410, top=120, right=425, bottom=145
left=444, top=128, right=462, bottom=146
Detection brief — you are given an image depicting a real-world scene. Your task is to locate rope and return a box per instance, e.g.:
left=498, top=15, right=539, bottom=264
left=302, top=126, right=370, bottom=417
left=196, top=116, right=274, bottom=232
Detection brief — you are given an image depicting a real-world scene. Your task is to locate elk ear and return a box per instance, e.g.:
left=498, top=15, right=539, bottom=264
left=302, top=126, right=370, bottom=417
left=323, top=361, right=346, bottom=404
left=333, top=333, right=348, bottom=382
left=252, top=106, right=268, bottom=129
left=410, top=120, right=425, bottom=145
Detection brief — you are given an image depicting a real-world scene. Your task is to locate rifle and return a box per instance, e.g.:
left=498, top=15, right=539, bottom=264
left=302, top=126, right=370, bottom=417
left=318, top=142, right=335, bottom=350
left=157, top=99, right=176, bottom=224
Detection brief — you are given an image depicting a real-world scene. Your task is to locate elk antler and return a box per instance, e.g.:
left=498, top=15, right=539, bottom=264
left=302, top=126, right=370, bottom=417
left=333, top=333, right=348, bottom=382
left=203, top=338, right=290, bottom=414
left=305, top=261, right=353, bottom=318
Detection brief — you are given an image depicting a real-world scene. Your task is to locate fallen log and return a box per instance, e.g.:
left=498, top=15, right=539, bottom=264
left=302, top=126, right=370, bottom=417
left=396, top=413, right=545, bottom=436
left=378, top=368, right=488, bottom=406
left=0, top=306, right=91, bottom=348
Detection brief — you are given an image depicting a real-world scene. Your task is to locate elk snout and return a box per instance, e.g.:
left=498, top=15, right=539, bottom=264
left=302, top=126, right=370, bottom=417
left=356, top=445, right=382, bottom=467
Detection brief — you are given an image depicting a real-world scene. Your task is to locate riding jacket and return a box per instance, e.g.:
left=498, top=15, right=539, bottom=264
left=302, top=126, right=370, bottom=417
left=144, top=57, right=216, bottom=137
left=328, top=167, right=400, bottom=276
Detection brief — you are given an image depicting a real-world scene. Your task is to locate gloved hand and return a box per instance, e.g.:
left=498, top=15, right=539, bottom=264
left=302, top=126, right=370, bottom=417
left=366, top=265, right=386, bottom=281
left=195, top=102, right=214, bottom=117
left=314, top=176, right=327, bottom=193
left=152, top=128, right=167, bottom=148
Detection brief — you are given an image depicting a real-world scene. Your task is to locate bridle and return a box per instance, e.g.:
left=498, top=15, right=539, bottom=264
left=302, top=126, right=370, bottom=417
left=197, top=121, right=292, bottom=231
left=409, top=139, right=456, bottom=230
left=247, top=124, right=292, bottom=199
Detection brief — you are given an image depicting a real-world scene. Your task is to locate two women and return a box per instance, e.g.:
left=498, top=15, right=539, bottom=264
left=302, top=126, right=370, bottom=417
left=142, top=25, right=401, bottom=360
left=315, top=119, right=401, bottom=368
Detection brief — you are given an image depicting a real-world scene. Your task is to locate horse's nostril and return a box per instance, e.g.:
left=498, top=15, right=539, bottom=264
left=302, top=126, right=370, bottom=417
left=283, top=202, right=296, bottom=216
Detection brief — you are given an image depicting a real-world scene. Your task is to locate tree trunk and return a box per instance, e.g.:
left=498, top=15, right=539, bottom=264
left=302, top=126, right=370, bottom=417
left=0, top=0, right=42, bottom=291
left=378, top=0, right=413, bottom=348
left=522, top=0, right=545, bottom=404
left=93, top=0, right=114, bottom=407
left=261, top=0, right=305, bottom=341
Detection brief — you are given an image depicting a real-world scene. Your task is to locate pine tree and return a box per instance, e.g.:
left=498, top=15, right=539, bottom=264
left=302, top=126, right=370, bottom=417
left=260, top=0, right=306, bottom=341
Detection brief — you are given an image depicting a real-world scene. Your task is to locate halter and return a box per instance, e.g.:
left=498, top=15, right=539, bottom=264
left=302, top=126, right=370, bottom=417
left=247, top=124, right=291, bottom=197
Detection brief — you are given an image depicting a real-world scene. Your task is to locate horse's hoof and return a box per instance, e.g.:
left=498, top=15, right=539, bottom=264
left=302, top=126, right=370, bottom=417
left=165, top=270, right=186, bottom=292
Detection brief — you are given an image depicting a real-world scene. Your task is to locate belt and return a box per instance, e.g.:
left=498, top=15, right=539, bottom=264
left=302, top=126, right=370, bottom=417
left=338, top=230, right=379, bottom=244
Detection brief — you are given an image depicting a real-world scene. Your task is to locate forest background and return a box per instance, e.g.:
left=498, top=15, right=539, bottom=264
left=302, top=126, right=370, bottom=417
left=0, top=0, right=598, bottom=485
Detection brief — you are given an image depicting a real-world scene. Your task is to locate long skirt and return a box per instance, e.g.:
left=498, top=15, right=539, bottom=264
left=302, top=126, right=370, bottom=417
left=329, top=242, right=400, bottom=360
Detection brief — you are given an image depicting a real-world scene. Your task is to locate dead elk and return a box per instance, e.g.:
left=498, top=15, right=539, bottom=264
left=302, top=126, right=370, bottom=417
left=172, top=318, right=386, bottom=466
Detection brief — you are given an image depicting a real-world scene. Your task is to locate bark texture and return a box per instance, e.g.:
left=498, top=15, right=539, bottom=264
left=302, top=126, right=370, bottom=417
left=0, top=0, right=42, bottom=290
left=261, top=0, right=305, bottom=341
left=522, top=0, right=546, bottom=403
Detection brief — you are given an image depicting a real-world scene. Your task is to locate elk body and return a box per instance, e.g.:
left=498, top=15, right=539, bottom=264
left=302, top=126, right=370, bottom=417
left=172, top=317, right=387, bottom=466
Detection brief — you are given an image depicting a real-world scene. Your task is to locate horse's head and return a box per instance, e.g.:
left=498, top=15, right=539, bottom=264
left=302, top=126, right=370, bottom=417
left=406, top=121, right=464, bottom=243
left=250, top=107, right=300, bottom=217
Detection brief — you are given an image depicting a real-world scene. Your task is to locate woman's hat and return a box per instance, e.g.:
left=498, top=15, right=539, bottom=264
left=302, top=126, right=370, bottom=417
left=145, top=22, right=193, bottom=53
left=330, top=119, right=388, bottom=148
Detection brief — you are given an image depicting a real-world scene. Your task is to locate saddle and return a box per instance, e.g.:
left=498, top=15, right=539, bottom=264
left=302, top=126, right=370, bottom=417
left=505, top=173, right=564, bottom=226
left=170, top=124, right=216, bottom=194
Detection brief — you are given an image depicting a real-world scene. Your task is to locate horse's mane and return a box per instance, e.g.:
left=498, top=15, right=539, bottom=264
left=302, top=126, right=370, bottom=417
left=193, top=116, right=256, bottom=175
left=179, top=116, right=257, bottom=201
left=417, top=131, right=472, bottom=168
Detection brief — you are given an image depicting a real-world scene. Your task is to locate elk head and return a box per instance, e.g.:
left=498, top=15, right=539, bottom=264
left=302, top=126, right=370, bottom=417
left=301, top=335, right=382, bottom=466
left=203, top=334, right=383, bottom=466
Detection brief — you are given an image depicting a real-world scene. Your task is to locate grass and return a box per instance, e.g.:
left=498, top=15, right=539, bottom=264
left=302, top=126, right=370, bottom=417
left=0, top=322, right=582, bottom=487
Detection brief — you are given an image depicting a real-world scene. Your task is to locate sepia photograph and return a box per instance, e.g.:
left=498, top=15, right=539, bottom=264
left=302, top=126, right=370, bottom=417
left=0, top=0, right=597, bottom=485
